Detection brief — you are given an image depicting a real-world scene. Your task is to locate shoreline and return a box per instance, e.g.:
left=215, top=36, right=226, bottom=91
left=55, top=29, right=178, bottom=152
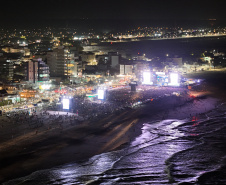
left=99, top=34, right=226, bottom=43
left=2, top=71, right=226, bottom=184
left=0, top=93, right=220, bottom=184
left=0, top=105, right=144, bottom=183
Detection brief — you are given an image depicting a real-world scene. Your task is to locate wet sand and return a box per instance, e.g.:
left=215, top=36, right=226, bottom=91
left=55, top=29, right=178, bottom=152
left=0, top=97, right=219, bottom=184
left=0, top=71, right=225, bottom=184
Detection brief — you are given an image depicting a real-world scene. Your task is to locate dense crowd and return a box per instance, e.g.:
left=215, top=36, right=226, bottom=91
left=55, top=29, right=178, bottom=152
left=0, top=85, right=189, bottom=142
left=67, top=85, right=189, bottom=120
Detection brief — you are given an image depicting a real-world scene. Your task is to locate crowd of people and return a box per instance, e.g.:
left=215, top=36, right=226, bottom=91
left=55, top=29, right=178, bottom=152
left=0, top=109, right=81, bottom=143
left=0, top=85, right=190, bottom=143
left=57, top=85, right=189, bottom=121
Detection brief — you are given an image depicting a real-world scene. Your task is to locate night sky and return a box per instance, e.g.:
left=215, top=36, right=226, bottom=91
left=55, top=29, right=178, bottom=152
left=1, top=0, right=226, bottom=20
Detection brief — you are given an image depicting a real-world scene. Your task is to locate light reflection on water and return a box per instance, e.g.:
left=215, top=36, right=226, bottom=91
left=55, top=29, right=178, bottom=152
left=4, top=113, right=226, bottom=185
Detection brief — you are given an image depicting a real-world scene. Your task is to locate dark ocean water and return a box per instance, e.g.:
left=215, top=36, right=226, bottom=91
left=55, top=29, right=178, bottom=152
left=4, top=99, right=226, bottom=185
left=3, top=36, right=226, bottom=185
left=84, top=36, right=226, bottom=58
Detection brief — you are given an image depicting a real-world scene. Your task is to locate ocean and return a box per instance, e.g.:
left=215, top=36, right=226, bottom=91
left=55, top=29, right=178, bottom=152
left=4, top=97, right=226, bottom=184
left=84, top=36, right=226, bottom=58
left=2, top=35, right=226, bottom=185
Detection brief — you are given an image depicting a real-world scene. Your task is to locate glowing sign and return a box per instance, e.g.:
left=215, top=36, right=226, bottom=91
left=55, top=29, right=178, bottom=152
left=169, top=73, right=179, bottom=86
left=98, top=89, right=105, bottom=100
left=142, top=72, right=153, bottom=85
left=39, top=84, right=51, bottom=90
left=63, top=98, right=69, bottom=109
left=156, top=72, right=165, bottom=75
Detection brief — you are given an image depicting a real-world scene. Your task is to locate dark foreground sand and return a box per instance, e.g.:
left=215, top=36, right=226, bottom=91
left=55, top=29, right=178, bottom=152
left=0, top=71, right=225, bottom=184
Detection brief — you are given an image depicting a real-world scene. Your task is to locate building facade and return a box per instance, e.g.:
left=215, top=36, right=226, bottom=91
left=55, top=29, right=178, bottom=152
left=23, top=59, right=49, bottom=83
left=47, top=46, right=75, bottom=78
left=0, top=56, right=14, bottom=81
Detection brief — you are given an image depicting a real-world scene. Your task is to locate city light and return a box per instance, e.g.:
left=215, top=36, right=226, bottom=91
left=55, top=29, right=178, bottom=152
left=98, top=89, right=105, bottom=100
left=142, top=71, right=153, bottom=85
left=0, top=3, right=226, bottom=185
left=39, top=84, right=51, bottom=90
left=168, top=73, right=180, bottom=86
left=62, top=98, right=70, bottom=109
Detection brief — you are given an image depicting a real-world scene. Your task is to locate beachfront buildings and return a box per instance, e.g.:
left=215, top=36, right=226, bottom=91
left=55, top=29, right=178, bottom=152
left=0, top=57, right=14, bottom=81
left=81, top=52, right=96, bottom=65
left=47, top=46, right=76, bottom=78
left=23, top=59, right=50, bottom=83
left=120, top=65, right=133, bottom=75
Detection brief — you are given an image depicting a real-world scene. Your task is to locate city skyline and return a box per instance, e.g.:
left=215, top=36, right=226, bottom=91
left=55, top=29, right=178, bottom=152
left=1, top=1, right=226, bottom=184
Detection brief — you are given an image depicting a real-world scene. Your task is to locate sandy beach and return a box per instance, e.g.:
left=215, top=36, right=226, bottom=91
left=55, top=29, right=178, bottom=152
left=0, top=71, right=225, bottom=184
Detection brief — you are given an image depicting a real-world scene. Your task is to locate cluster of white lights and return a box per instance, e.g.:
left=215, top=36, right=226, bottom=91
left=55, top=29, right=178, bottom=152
left=168, top=73, right=180, bottom=86
left=62, top=96, right=72, bottom=110
left=97, top=89, right=105, bottom=100
left=62, top=98, right=69, bottom=109
left=142, top=72, right=153, bottom=85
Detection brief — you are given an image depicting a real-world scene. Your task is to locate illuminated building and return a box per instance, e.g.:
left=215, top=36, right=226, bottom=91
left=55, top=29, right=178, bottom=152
left=108, top=52, right=121, bottom=68
left=81, top=52, right=96, bottom=65
left=38, top=59, right=50, bottom=82
left=120, top=64, right=133, bottom=75
left=0, top=85, right=19, bottom=94
left=19, top=90, right=38, bottom=99
left=0, top=58, right=14, bottom=81
left=2, top=47, right=30, bottom=56
left=47, top=46, right=76, bottom=78
left=23, top=59, right=49, bottom=83
left=0, top=52, right=23, bottom=81
left=23, top=60, right=38, bottom=83
left=96, top=55, right=108, bottom=64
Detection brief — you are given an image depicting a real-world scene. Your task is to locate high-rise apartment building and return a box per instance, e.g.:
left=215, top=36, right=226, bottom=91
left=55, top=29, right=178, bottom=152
left=47, top=46, right=76, bottom=78
left=24, top=60, right=38, bottom=83
left=23, top=59, right=49, bottom=83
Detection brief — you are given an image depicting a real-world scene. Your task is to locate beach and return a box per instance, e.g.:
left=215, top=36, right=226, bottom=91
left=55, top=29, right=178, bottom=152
left=0, top=71, right=225, bottom=184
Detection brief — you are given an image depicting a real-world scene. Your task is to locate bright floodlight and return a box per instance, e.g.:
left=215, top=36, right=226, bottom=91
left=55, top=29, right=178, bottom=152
left=98, top=89, right=105, bottom=100
left=169, top=73, right=180, bottom=86
left=63, top=98, right=70, bottom=109
left=39, top=84, right=51, bottom=90
left=142, top=72, right=153, bottom=85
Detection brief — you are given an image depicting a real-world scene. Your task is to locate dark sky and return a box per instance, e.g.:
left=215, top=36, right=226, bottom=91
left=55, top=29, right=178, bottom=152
left=1, top=0, right=226, bottom=21
left=0, top=0, right=226, bottom=20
